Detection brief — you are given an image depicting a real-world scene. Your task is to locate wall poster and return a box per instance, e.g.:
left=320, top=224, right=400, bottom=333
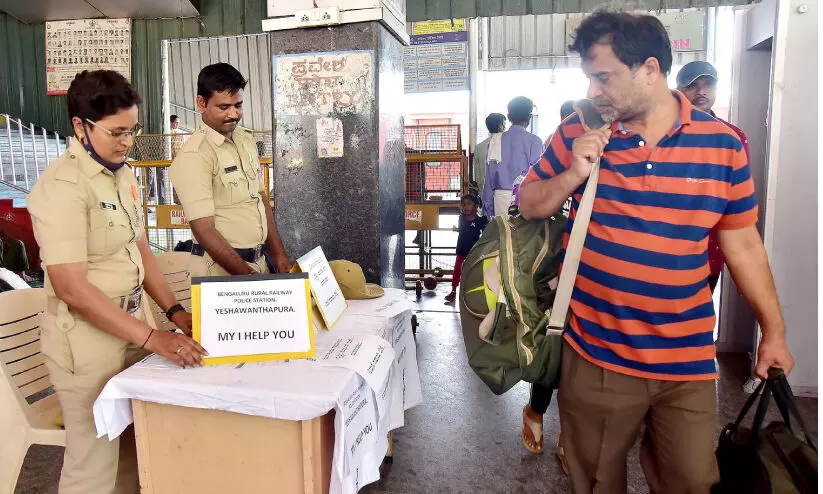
left=46, top=18, right=132, bottom=95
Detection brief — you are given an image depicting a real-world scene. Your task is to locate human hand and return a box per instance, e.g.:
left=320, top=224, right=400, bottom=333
left=570, top=129, right=610, bottom=182
left=755, top=333, right=794, bottom=380
left=275, top=254, right=292, bottom=274
left=170, top=310, right=193, bottom=336
left=145, top=330, right=208, bottom=367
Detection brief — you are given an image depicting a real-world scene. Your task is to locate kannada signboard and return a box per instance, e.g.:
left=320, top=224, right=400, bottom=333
left=404, top=19, right=469, bottom=94
left=274, top=50, right=373, bottom=116
left=192, top=274, right=315, bottom=365
left=565, top=10, right=705, bottom=53
left=45, top=18, right=131, bottom=95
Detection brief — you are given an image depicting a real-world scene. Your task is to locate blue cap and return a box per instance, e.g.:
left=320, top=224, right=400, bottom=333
left=676, top=61, right=718, bottom=88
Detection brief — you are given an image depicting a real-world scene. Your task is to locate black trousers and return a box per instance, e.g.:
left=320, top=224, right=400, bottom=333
left=530, top=383, right=554, bottom=414
left=708, top=272, right=720, bottom=293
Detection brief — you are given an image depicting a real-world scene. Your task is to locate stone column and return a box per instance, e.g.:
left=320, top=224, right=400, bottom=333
left=269, top=22, right=405, bottom=288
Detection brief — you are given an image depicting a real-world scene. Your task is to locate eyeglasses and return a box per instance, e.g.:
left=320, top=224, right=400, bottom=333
left=85, top=119, right=143, bottom=139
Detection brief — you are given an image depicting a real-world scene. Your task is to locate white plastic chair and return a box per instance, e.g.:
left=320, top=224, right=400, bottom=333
left=143, top=252, right=192, bottom=331
left=0, top=288, right=65, bottom=494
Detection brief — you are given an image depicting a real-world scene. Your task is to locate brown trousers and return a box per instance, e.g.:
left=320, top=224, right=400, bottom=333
left=558, top=342, right=719, bottom=494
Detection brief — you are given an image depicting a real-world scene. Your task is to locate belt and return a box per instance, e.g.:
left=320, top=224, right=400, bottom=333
left=191, top=243, right=264, bottom=264
left=46, top=287, right=143, bottom=316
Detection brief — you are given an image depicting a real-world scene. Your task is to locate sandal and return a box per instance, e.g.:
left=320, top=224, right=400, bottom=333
left=556, top=431, right=569, bottom=475
left=521, top=404, right=544, bottom=454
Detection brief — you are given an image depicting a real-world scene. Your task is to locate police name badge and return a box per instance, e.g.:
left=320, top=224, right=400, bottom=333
left=191, top=273, right=315, bottom=365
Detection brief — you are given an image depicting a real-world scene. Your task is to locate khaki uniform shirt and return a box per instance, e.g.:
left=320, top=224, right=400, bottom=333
left=27, top=140, right=145, bottom=298
left=169, top=123, right=267, bottom=249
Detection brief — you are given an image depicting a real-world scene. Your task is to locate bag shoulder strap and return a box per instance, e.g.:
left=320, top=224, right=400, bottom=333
left=548, top=160, right=600, bottom=329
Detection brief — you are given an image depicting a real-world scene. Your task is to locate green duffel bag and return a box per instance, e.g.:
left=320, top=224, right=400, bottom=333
left=458, top=213, right=565, bottom=394
left=458, top=160, right=601, bottom=395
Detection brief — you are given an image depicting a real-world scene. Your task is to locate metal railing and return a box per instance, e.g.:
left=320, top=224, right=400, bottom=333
left=0, top=113, right=68, bottom=190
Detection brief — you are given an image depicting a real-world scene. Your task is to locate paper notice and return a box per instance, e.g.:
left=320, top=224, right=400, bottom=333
left=344, top=289, right=414, bottom=318
left=316, top=117, right=344, bottom=158
left=340, top=380, right=377, bottom=471
left=296, top=246, right=347, bottom=328
left=315, top=334, right=395, bottom=394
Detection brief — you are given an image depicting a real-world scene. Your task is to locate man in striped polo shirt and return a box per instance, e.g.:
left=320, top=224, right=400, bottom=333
left=520, top=12, right=794, bottom=494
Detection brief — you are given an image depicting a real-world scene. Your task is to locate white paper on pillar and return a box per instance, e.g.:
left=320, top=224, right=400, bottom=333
left=316, top=117, right=344, bottom=158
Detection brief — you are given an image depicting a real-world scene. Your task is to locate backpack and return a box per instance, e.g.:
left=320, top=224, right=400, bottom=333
left=458, top=161, right=600, bottom=395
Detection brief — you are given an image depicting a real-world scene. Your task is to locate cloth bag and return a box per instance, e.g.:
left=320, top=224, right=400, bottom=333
left=714, top=369, right=817, bottom=494
left=458, top=159, right=600, bottom=394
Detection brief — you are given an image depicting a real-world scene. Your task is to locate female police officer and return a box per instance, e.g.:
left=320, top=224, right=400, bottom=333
left=27, top=70, right=207, bottom=494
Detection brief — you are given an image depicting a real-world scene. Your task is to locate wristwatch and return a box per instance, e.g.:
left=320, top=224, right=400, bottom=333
left=165, top=303, right=186, bottom=321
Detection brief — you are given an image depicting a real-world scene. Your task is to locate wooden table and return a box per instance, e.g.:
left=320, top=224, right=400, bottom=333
left=132, top=400, right=335, bottom=494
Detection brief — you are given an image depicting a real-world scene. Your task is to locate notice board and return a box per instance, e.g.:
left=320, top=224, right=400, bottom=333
left=404, top=19, right=469, bottom=94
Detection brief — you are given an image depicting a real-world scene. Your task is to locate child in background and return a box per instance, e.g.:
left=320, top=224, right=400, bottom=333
left=445, top=194, right=488, bottom=303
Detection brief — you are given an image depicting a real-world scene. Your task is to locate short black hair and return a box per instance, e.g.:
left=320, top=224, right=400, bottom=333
left=569, top=12, right=673, bottom=76
left=507, top=97, right=534, bottom=125
left=170, top=114, right=179, bottom=123
left=197, top=63, right=247, bottom=102
left=485, top=113, right=506, bottom=133
left=67, top=70, right=140, bottom=122
left=560, top=100, right=575, bottom=120
left=461, top=193, right=481, bottom=208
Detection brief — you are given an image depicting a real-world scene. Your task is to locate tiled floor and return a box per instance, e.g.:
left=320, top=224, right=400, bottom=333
left=14, top=286, right=818, bottom=493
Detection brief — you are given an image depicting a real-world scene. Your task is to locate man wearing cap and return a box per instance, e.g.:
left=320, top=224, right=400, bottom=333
left=677, top=61, right=751, bottom=292
left=170, top=63, right=290, bottom=278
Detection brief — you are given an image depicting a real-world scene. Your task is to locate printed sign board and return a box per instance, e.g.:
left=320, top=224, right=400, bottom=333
left=404, top=19, right=469, bottom=93
left=154, top=205, right=189, bottom=229
left=294, top=246, right=348, bottom=329
left=192, top=274, right=315, bottom=365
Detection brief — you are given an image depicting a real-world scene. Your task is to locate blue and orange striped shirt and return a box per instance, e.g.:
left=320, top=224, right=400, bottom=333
left=523, top=92, right=758, bottom=381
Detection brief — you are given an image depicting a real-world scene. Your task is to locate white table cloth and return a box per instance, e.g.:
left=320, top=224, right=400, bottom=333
left=92, top=289, right=422, bottom=493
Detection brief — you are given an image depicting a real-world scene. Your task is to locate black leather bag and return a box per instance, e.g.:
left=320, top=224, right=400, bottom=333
left=714, top=369, right=817, bottom=494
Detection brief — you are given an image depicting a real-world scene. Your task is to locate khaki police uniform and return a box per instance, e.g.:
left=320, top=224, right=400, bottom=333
left=27, top=140, right=148, bottom=494
left=169, top=123, right=268, bottom=277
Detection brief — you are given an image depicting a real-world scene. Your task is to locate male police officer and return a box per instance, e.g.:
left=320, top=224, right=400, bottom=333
left=170, top=63, right=290, bottom=277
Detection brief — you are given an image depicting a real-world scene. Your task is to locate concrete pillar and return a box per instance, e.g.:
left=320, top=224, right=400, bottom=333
left=269, top=22, right=406, bottom=288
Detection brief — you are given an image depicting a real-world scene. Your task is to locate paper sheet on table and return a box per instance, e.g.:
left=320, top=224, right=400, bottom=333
left=323, top=311, right=422, bottom=429
left=312, top=334, right=394, bottom=393
left=343, top=288, right=414, bottom=318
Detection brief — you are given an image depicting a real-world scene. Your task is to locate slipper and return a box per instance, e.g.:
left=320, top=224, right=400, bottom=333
left=521, top=404, right=543, bottom=454
left=556, top=441, right=569, bottom=475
